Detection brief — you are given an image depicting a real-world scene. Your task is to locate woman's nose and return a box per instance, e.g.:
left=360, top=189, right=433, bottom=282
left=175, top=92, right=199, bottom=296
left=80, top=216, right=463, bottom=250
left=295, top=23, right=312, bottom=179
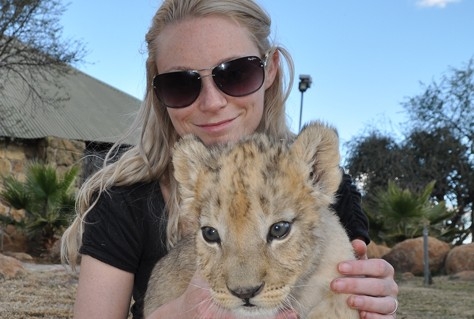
left=197, top=75, right=227, bottom=111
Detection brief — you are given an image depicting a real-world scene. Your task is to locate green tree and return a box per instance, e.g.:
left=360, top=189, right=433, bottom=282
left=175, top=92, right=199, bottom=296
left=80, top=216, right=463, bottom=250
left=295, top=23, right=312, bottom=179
left=402, top=58, right=473, bottom=242
left=0, top=163, right=78, bottom=254
left=345, top=131, right=404, bottom=196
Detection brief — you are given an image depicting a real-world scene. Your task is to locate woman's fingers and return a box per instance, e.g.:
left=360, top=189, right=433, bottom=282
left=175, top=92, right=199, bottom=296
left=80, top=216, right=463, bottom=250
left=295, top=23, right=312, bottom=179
left=331, top=258, right=399, bottom=317
left=347, top=295, right=398, bottom=317
left=331, top=259, right=398, bottom=297
left=352, top=239, right=369, bottom=260
left=338, top=258, right=395, bottom=279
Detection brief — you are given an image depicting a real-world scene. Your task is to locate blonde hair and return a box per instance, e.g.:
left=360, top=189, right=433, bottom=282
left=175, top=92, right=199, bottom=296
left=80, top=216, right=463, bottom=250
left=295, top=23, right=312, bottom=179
left=61, top=0, right=295, bottom=268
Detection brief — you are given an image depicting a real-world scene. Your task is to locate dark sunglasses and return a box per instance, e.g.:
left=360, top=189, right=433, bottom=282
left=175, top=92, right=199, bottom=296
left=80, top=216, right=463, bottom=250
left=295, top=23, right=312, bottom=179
left=152, top=55, right=267, bottom=108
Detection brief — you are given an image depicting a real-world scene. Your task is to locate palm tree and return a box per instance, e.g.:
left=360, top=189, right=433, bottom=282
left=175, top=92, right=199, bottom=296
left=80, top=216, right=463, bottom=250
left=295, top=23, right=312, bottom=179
left=367, top=180, right=453, bottom=246
left=0, top=162, right=78, bottom=254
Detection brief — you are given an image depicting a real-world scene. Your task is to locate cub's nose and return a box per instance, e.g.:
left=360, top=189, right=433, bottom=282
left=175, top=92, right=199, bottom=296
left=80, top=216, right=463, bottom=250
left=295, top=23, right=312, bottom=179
left=228, top=282, right=265, bottom=300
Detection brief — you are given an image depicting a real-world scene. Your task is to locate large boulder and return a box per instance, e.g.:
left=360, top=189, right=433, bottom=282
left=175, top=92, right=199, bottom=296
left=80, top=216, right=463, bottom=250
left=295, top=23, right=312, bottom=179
left=0, top=253, right=27, bottom=279
left=449, top=270, right=474, bottom=281
left=367, top=242, right=391, bottom=259
left=445, top=243, right=474, bottom=274
left=2, top=251, right=34, bottom=262
left=383, top=237, right=450, bottom=275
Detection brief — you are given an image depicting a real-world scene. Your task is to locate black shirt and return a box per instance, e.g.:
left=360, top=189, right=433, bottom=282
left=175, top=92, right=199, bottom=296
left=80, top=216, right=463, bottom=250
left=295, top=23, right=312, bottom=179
left=80, top=174, right=368, bottom=319
left=80, top=181, right=168, bottom=318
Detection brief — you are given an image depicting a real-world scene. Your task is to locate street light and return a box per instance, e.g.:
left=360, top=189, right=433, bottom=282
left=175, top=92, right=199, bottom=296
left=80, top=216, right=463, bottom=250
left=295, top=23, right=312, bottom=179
left=298, top=74, right=312, bottom=131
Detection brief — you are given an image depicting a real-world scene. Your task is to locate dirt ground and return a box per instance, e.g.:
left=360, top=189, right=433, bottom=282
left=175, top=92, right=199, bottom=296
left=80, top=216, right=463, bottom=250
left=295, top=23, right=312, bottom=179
left=1, top=265, right=474, bottom=319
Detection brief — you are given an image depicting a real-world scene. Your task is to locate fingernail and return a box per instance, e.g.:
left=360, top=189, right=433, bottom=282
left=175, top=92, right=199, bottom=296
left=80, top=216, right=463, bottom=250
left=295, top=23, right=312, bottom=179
left=339, top=262, right=352, bottom=273
left=331, top=279, right=346, bottom=292
left=352, top=296, right=364, bottom=308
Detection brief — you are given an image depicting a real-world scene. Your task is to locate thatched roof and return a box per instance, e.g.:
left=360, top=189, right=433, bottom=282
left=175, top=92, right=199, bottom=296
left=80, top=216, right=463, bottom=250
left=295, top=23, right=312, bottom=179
left=0, top=67, right=142, bottom=145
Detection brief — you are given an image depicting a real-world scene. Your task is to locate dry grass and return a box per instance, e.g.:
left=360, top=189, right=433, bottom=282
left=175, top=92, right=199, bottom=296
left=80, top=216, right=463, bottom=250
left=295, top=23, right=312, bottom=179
left=0, top=267, right=78, bottom=319
left=396, top=275, right=474, bottom=319
left=1, top=266, right=474, bottom=318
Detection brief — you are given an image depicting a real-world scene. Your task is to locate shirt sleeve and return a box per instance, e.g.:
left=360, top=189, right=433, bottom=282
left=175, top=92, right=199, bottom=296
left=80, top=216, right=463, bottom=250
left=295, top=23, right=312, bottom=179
left=332, top=172, right=370, bottom=244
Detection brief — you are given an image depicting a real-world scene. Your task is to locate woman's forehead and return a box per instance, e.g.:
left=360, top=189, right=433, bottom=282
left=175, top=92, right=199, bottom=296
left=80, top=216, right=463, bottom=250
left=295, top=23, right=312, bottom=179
left=155, top=15, right=259, bottom=72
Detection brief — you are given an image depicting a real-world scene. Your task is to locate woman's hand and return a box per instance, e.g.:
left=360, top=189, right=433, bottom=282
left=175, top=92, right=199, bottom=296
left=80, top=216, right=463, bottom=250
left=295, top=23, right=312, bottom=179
left=147, top=271, right=297, bottom=319
left=330, top=239, right=399, bottom=319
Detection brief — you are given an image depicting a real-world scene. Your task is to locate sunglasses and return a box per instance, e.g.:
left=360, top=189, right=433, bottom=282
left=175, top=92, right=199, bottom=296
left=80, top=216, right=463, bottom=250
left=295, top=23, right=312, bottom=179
left=152, top=55, right=267, bottom=108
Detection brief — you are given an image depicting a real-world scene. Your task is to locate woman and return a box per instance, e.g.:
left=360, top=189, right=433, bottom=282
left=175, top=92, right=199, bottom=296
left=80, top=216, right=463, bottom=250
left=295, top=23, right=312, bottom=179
left=62, top=0, right=399, bottom=318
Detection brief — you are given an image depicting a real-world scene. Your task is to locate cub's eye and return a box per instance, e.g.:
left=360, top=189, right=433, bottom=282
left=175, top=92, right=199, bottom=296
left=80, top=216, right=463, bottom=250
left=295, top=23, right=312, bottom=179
left=201, top=226, right=221, bottom=243
left=268, top=221, right=292, bottom=241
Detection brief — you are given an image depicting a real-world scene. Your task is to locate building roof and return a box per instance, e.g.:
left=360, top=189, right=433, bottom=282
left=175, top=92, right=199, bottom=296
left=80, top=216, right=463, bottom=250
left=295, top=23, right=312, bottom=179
left=0, top=67, right=142, bottom=145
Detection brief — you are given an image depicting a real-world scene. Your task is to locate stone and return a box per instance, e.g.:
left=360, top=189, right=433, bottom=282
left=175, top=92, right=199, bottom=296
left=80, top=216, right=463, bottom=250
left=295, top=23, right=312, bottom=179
left=0, top=253, right=27, bottom=279
left=42, top=237, right=62, bottom=264
left=445, top=243, right=474, bottom=274
left=0, top=158, right=12, bottom=175
left=401, top=272, right=415, bottom=280
left=2, top=224, right=28, bottom=252
left=448, top=270, right=474, bottom=281
left=367, top=242, right=391, bottom=259
left=10, top=160, right=25, bottom=175
left=5, top=145, right=26, bottom=161
left=383, top=236, right=450, bottom=275
left=3, top=251, right=34, bottom=262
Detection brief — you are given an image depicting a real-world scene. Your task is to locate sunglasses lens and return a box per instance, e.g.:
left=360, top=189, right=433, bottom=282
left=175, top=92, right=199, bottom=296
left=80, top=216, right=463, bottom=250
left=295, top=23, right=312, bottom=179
left=153, top=56, right=265, bottom=108
left=213, top=56, right=265, bottom=97
left=153, top=71, right=201, bottom=108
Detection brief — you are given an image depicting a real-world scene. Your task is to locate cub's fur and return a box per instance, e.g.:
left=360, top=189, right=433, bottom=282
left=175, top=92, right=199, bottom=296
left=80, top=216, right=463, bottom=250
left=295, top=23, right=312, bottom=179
left=144, top=121, right=359, bottom=318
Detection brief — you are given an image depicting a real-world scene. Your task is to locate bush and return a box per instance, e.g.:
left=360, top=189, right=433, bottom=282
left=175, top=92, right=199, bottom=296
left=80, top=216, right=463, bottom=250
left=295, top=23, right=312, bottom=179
left=0, top=162, right=78, bottom=255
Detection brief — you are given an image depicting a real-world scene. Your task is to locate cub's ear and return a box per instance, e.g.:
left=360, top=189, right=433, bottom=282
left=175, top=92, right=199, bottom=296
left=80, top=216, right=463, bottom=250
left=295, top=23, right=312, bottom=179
left=172, top=135, right=215, bottom=236
left=290, top=121, right=342, bottom=195
left=172, top=135, right=212, bottom=192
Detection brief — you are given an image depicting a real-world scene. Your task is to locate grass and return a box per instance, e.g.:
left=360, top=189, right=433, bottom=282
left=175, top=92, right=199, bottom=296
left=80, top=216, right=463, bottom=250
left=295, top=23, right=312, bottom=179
left=397, top=275, right=474, bottom=319
left=1, top=268, right=474, bottom=318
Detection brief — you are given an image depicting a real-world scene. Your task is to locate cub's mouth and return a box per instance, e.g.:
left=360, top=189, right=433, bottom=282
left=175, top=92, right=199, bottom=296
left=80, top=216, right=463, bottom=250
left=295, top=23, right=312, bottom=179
left=243, top=298, right=256, bottom=307
left=234, top=299, right=290, bottom=318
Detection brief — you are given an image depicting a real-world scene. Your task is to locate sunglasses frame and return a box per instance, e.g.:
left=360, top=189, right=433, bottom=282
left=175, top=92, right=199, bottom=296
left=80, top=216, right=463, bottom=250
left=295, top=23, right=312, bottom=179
left=152, top=55, right=268, bottom=108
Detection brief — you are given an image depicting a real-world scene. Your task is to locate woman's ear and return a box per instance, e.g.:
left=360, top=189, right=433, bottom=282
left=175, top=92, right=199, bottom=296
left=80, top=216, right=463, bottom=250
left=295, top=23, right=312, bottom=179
left=264, top=50, right=280, bottom=89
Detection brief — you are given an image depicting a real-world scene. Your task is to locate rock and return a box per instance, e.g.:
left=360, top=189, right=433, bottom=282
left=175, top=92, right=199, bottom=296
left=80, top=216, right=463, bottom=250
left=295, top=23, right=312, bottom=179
left=2, top=251, right=34, bottom=262
left=448, top=270, right=474, bottom=281
left=367, top=242, right=391, bottom=259
left=383, top=237, right=450, bottom=275
left=445, top=243, right=474, bottom=274
left=1, top=224, right=28, bottom=252
left=401, top=272, right=415, bottom=281
left=0, top=253, right=27, bottom=279
left=41, top=237, right=61, bottom=263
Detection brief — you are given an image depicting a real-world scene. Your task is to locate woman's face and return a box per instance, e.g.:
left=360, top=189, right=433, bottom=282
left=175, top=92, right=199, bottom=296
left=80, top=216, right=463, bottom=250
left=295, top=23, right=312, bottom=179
left=155, top=15, right=277, bottom=145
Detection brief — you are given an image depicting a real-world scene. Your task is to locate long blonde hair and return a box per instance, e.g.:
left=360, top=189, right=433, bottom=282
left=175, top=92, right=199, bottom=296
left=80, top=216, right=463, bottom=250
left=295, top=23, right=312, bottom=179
left=61, top=0, right=295, bottom=268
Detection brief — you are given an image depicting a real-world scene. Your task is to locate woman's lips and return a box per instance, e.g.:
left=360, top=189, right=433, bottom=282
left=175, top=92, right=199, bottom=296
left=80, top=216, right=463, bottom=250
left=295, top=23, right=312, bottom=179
left=197, top=117, right=236, bottom=131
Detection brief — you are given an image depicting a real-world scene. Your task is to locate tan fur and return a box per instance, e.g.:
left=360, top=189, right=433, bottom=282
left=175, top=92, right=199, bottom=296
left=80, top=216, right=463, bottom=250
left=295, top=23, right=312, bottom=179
left=143, top=121, right=359, bottom=319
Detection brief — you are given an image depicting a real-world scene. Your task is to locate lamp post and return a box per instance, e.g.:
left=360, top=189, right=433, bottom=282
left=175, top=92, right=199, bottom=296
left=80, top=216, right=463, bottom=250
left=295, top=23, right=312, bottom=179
left=298, top=74, right=312, bottom=131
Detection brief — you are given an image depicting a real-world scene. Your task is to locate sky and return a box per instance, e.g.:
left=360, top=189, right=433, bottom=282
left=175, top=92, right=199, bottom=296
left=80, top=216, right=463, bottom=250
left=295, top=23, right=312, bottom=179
left=60, top=0, right=474, bottom=161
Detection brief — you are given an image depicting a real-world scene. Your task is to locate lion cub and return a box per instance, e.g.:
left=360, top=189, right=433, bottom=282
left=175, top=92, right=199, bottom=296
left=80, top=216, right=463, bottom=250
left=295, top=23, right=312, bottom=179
left=144, top=121, right=359, bottom=319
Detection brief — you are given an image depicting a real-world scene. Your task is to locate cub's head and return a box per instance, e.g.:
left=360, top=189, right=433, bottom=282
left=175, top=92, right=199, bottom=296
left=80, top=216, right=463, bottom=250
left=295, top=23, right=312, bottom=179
left=172, top=121, right=343, bottom=316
